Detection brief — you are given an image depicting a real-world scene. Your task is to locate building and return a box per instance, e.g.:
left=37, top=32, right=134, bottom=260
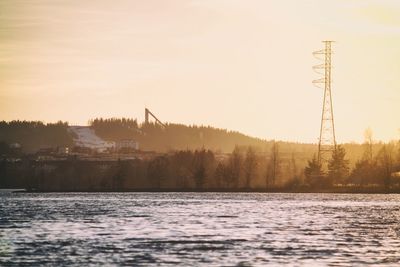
left=9, top=143, right=21, bottom=149
left=115, top=139, right=139, bottom=151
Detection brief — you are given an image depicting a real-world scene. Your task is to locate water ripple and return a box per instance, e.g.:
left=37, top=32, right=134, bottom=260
left=1, top=192, right=400, bottom=266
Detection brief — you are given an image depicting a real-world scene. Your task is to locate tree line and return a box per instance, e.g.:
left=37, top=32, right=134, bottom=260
left=2, top=136, right=397, bottom=191
left=305, top=131, right=400, bottom=190
left=0, top=121, right=73, bottom=153
left=0, top=118, right=381, bottom=167
left=0, top=119, right=399, bottom=191
left=89, top=117, right=314, bottom=154
left=0, top=144, right=297, bottom=191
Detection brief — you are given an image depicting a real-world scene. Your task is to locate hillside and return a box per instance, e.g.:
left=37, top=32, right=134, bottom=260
left=89, top=118, right=393, bottom=167
left=0, top=121, right=73, bottom=153
left=68, top=126, right=114, bottom=152
left=0, top=119, right=380, bottom=167
left=0, top=119, right=315, bottom=155
left=89, top=118, right=317, bottom=155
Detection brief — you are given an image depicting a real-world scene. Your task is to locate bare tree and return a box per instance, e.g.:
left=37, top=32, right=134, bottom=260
left=271, top=141, right=280, bottom=185
left=290, top=152, right=297, bottom=179
left=265, top=141, right=280, bottom=188
left=229, top=146, right=242, bottom=188
left=397, top=139, right=400, bottom=167
left=350, top=128, right=376, bottom=187
left=244, top=146, right=257, bottom=189
left=377, top=144, right=394, bottom=190
left=363, top=127, right=374, bottom=162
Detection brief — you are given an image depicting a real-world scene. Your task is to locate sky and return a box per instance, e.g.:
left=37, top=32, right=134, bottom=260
left=1, top=0, right=399, bottom=143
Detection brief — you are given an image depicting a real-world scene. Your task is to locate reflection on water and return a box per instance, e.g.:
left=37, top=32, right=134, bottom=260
left=1, top=192, right=400, bottom=266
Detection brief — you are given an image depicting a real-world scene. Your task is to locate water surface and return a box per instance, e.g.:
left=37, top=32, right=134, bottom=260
left=1, top=192, right=400, bottom=266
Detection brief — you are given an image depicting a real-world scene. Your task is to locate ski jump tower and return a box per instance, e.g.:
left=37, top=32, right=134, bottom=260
left=145, top=108, right=166, bottom=128
left=313, top=41, right=337, bottom=165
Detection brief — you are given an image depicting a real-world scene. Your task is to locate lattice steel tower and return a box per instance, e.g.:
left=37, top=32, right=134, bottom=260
left=313, top=41, right=336, bottom=165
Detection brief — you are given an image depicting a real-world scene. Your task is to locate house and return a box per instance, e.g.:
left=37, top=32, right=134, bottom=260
left=115, top=139, right=139, bottom=151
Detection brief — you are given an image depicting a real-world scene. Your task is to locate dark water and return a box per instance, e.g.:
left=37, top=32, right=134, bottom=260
left=1, top=192, right=400, bottom=266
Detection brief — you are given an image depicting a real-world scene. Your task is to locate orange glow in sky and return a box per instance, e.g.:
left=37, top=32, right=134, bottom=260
left=1, top=0, right=399, bottom=143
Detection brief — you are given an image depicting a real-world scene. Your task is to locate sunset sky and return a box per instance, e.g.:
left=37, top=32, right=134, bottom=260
left=1, top=0, right=399, bottom=143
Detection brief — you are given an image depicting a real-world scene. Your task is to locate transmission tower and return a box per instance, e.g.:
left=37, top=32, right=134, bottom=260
left=313, top=41, right=336, bottom=165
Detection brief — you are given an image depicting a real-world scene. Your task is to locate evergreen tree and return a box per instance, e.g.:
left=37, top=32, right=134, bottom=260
left=214, top=162, right=225, bottom=188
left=328, top=146, right=349, bottom=184
left=147, top=156, right=169, bottom=188
left=193, top=149, right=207, bottom=189
left=350, top=159, right=377, bottom=186
left=304, top=155, right=323, bottom=184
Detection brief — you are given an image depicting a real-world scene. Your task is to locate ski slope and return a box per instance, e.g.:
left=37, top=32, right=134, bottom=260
left=68, top=126, right=115, bottom=152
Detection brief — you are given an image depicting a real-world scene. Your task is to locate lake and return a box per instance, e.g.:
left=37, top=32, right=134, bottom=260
left=1, top=192, right=400, bottom=266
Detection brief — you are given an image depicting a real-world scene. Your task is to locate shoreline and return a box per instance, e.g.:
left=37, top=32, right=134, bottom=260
left=8, top=188, right=400, bottom=194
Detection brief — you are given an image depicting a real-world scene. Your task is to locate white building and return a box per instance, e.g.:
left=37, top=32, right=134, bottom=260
left=116, top=139, right=139, bottom=151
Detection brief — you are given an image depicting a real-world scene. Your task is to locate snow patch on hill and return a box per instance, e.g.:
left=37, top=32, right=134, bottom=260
left=68, top=126, right=114, bottom=152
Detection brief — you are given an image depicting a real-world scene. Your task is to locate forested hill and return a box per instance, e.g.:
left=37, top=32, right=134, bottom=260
left=0, top=119, right=316, bottom=154
left=90, top=118, right=379, bottom=164
left=0, top=119, right=372, bottom=163
left=91, top=118, right=268, bottom=152
left=0, top=121, right=73, bottom=153
left=89, top=118, right=317, bottom=154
